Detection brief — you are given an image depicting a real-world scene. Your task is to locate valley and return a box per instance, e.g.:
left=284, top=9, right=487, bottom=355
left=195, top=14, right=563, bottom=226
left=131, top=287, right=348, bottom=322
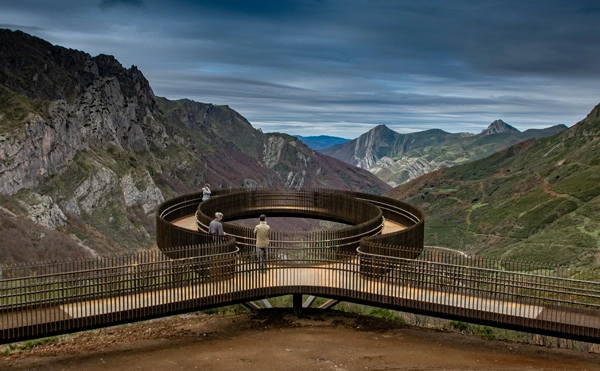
left=0, top=28, right=598, bottom=270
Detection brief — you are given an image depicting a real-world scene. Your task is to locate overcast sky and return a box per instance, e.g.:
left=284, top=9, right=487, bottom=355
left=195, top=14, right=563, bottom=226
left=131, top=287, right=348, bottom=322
left=2, top=0, right=600, bottom=138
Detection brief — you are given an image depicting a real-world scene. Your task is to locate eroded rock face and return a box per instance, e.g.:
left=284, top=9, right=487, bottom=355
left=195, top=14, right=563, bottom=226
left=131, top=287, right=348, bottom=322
left=72, top=167, right=118, bottom=215
left=0, top=112, right=81, bottom=195
left=121, top=172, right=165, bottom=213
left=372, top=156, right=443, bottom=187
left=24, top=193, right=68, bottom=230
left=285, top=170, right=306, bottom=189
left=263, top=136, right=286, bottom=168
left=0, top=77, right=162, bottom=197
left=350, top=129, right=381, bottom=169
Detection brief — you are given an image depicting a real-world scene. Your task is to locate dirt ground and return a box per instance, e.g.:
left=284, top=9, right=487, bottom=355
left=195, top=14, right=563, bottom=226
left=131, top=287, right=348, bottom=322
left=1, top=309, right=599, bottom=371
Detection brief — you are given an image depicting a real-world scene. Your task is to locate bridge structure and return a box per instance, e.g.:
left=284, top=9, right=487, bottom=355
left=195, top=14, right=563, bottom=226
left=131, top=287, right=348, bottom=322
left=1, top=188, right=599, bottom=344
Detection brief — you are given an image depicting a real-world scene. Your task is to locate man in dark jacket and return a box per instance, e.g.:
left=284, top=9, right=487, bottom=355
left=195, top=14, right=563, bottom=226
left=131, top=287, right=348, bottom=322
left=209, top=212, right=225, bottom=240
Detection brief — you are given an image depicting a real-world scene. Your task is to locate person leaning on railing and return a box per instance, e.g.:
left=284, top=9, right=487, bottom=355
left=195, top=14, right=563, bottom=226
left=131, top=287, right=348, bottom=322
left=202, top=183, right=211, bottom=201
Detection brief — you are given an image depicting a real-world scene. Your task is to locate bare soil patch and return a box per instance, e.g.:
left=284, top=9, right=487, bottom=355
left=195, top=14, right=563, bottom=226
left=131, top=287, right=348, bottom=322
left=1, top=309, right=599, bottom=370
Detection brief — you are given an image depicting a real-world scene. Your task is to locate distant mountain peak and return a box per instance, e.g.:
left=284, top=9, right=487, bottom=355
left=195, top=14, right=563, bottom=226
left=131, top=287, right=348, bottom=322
left=481, top=119, right=520, bottom=136
left=371, top=124, right=392, bottom=133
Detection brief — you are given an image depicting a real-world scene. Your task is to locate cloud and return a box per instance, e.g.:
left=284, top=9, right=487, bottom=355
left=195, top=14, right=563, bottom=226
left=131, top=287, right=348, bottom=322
left=99, top=0, right=144, bottom=9
left=1, top=0, right=599, bottom=138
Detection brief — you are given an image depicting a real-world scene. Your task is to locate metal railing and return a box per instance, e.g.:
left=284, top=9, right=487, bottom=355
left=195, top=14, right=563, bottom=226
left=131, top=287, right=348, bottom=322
left=158, top=188, right=425, bottom=258
left=1, top=245, right=599, bottom=344
left=2, top=189, right=598, bottom=344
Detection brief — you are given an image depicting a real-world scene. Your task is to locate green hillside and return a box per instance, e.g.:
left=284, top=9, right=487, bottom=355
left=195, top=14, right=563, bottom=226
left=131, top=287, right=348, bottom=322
left=388, top=104, right=600, bottom=267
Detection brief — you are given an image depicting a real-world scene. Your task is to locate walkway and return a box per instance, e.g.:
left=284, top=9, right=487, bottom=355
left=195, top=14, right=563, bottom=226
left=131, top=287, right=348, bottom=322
left=2, top=189, right=599, bottom=344
left=2, top=252, right=599, bottom=344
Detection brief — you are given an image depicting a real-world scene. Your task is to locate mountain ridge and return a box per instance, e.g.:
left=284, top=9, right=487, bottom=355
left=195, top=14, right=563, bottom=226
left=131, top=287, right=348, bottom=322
left=294, top=135, right=350, bottom=150
left=322, top=122, right=567, bottom=186
left=0, top=29, right=390, bottom=265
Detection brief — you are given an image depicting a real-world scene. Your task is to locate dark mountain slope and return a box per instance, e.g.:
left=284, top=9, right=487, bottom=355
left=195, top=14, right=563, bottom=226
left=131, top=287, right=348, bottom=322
left=0, top=29, right=389, bottom=265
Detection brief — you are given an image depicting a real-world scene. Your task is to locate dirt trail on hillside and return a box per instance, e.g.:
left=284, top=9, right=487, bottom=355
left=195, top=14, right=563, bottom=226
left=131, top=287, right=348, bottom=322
left=2, top=309, right=599, bottom=371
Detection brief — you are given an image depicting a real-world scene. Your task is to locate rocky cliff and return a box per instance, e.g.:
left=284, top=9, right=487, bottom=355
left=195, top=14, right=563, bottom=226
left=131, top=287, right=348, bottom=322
left=0, top=29, right=389, bottom=264
left=480, top=119, right=520, bottom=136
left=322, top=122, right=567, bottom=187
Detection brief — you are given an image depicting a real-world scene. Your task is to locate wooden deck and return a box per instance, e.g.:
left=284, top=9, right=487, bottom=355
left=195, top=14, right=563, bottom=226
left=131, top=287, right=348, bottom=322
left=173, top=215, right=405, bottom=234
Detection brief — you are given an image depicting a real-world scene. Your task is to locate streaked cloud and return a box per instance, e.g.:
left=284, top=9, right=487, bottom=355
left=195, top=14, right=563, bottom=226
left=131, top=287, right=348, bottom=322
left=1, top=0, right=599, bottom=138
left=99, top=0, right=144, bottom=9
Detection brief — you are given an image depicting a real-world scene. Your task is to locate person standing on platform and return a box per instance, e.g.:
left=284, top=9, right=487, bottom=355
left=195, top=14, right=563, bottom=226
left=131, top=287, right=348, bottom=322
left=253, top=214, right=271, bottom=271
left=202, top=184, right=211, bottom=202
left=209, top=212, right=225, bottom=241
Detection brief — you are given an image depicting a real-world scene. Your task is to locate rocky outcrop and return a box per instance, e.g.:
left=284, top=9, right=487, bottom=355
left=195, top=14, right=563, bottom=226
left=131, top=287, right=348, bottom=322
left=480, top=119, right=520, bottom=136
left=24, top=193, right=68, bottom=230
left=372, top=156, right=441, bottom=187
left=121, top=172, right=165, bottom=213
left=353, top=129, right=381, bottom=169
left=285, top=170, right=306, bottom=189
left=263, top=136, right=286, bottom=168
left=71, top=167, right=118, bottom=215
left=0, top=76, right=164, bottom=197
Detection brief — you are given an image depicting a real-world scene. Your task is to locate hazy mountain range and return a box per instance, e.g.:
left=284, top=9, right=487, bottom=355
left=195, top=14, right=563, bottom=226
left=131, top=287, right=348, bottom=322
left=0, top=29, right=389, bottom=264
left=321, top=121, right=567, bottom=186
left=294, top=135, right=350, bottom=150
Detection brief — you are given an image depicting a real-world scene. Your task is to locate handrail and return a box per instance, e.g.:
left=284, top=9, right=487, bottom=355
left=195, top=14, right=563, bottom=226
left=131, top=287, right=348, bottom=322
left=4, top=189, right=598, bottom=344
left=2, top=246, right=599, bottom=344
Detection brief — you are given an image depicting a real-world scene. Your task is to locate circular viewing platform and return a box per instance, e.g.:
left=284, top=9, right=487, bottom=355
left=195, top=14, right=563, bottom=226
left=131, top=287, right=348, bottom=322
left=156, top=188, right=425, bottom=272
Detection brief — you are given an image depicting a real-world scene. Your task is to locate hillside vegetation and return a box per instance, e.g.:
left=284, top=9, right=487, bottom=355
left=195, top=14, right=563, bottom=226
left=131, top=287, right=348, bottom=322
left=388, top=104, right=600, bottom=266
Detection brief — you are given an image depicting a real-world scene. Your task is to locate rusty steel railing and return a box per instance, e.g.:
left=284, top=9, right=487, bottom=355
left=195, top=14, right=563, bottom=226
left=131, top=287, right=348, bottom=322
left=1, top=245, right=599, bottom=344
left=195, top=189, right=385, bottom=256
left=158, top=188, right=425, bottom=261
left=1, top=189, right=599, bottom=344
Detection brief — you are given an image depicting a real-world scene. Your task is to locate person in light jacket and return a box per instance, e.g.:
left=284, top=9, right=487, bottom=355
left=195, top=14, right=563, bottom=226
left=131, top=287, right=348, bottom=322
left=253, top=214, right=271, bottom=271
left=202, top=184, right=211, bottom=201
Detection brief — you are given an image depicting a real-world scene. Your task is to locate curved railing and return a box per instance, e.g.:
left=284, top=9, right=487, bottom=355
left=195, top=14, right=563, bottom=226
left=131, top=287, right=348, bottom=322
left=196, top=189, right=384, bottom=254
left=5, top=189, right=597, bottom=344
left=156, top=188, right=424, bottom=271
left=2, top=245, right=599, bottom=344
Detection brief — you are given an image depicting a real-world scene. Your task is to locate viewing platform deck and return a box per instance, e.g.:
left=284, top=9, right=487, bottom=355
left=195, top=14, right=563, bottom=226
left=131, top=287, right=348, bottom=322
left=1, top=189, right=599, bottom=345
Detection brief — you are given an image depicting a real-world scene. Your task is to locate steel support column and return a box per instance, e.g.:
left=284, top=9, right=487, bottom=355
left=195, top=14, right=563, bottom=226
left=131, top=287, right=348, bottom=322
left=293, top=294, right=303, bottom=317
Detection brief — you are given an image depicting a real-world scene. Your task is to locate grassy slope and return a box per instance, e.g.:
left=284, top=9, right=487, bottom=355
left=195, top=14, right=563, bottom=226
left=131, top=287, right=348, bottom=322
left=388, top=104, right=600, bottom=267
